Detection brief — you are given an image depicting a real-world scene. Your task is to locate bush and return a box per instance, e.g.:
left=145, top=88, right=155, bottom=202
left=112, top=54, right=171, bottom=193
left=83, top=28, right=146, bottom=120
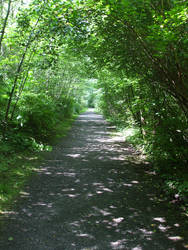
left=17, top=93, right=58, bottom=141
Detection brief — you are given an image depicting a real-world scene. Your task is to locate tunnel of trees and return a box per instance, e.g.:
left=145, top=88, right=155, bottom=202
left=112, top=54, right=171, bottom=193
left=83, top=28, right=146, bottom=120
left=0, top=0, right=187, bottom=210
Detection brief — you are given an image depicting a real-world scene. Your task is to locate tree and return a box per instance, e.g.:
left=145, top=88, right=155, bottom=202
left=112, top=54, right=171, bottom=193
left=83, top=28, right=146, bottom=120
left=0, top=0, right=12, bottom=50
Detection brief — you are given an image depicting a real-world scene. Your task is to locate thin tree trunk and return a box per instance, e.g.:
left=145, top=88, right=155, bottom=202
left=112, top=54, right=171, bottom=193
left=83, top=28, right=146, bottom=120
left=10, top=73, right=29, bottom=120
left=0, top=0, right=11, bottom=50
left=4, top=47, right=30, bottom=128
left=124, top=21, right=188, bottom=115
left=2, top=13, right=42, bottom=137
left=10, top=49, right=36, bottom=120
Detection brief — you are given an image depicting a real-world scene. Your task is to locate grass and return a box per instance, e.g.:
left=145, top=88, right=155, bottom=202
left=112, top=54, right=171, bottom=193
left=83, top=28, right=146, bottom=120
left=0, top=151, right=41, bottom=214
left=0, top=115, right=78, bottom=214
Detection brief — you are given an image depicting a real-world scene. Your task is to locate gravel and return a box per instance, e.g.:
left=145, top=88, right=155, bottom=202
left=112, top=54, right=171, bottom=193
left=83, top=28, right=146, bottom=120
left=0, top=111, right=187, bottom=250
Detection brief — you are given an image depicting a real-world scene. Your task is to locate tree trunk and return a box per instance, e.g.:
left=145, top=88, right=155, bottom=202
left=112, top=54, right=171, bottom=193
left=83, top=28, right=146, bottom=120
left=0, top=0, right=11, bottom=51
left=10, top=49, right=36, bottom=120
left=3, top=18, right=41, bottom=137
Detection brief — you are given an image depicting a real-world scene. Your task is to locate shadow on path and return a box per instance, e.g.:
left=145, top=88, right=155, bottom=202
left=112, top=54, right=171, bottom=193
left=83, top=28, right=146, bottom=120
left=0, top=111, right=187, bottom=249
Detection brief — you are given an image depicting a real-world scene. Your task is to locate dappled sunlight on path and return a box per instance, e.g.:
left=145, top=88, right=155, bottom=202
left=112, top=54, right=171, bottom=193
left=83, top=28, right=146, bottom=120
left=0, top=111, right=187, bottom=249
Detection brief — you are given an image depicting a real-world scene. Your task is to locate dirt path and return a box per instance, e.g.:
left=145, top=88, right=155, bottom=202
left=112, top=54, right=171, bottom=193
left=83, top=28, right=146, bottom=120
left=0, top=111, right=187, bottom=250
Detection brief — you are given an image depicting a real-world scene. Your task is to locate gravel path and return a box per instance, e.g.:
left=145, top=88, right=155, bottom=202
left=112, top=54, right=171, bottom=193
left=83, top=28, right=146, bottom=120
left=0, top=111, right=187, bottom=250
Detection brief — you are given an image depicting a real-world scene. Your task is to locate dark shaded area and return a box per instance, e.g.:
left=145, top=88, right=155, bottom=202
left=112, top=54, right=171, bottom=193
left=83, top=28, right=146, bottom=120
left=0, top=110, right=187, bottom=250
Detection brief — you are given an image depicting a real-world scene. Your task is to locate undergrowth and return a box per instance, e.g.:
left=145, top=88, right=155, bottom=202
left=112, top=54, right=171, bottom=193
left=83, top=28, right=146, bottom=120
left=0, top=114, right=78, bottom=214
left=107, top=118, right=188, bottom=215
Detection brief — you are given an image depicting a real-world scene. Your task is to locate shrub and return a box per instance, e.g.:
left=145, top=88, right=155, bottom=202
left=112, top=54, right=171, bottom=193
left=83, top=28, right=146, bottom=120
left=17, top=93, right=58, bottom=141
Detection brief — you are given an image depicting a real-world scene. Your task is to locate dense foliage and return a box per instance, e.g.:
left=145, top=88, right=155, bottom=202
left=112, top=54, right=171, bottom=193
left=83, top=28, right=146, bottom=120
left=0, top=0, right=91, bottom=145
left=0, top=0, right=187, bottom=208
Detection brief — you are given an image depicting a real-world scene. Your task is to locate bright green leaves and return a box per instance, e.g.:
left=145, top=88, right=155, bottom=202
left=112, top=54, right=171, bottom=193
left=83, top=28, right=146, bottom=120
left=17, top=11, right=31, bottom=30
left=147, top=4, right=188, bottom=53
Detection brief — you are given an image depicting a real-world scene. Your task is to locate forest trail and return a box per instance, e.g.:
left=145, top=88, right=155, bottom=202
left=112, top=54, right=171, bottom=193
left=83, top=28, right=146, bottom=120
left=0, top=110, right=187, bottom=250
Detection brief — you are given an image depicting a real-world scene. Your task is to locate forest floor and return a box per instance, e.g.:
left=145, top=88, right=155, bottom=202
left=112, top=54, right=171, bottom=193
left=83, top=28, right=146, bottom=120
left=0, top=110, right=187, bottom=250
